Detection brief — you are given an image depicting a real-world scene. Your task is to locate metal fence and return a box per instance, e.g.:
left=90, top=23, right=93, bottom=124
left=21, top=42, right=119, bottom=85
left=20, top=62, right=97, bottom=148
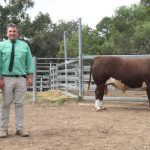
left=30, top=57, right=82, bottom=102
left=30, top=55, right=149, bottom=102
left=50, top=59, right=79, bottom=90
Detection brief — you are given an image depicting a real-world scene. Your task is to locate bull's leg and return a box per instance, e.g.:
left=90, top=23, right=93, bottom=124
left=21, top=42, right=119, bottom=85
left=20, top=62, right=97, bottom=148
left=145, top=83, right=150, bottom=107
left=95, top=84, right=106, bottom=111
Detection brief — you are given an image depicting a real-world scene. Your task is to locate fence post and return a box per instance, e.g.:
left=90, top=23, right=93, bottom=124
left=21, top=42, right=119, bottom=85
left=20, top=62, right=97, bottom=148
left=32, top=56, right=37, bottom=103
left=49, top=62, right=52, bottom=89
left=52, top=67, right=55, bottom=89
left=56, top=65, right=59, bottom=90
left=64, top=31, right=68, bottom=92
left=78, top=18, right=84, bottom=100
left=40, top=78, right=43, bottom=91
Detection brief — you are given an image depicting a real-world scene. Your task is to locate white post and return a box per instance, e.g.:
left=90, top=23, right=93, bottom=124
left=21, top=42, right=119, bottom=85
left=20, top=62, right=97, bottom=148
left=40, top=78, right=43, bottom=91
left=49, top=62, right=52, bottom=89
left=32, top=57, right=37, bottom=103
left=78, top=18, right=83, bottom=99
left=64, top=31, right=68, bottom=92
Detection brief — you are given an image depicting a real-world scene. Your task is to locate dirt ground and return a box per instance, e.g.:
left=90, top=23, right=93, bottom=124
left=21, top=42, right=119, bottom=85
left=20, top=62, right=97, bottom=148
left=1, top=91, right=150, bottom=150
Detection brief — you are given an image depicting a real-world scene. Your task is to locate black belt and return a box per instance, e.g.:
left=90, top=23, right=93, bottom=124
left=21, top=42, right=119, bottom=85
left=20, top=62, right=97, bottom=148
left=3, top=75, right=26, bottom=78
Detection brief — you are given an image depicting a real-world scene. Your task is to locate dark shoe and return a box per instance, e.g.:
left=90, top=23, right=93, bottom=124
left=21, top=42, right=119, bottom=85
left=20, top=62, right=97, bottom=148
left=15, top=130, right=30, bottom=137
left=0, top=130, right=8, bottom=138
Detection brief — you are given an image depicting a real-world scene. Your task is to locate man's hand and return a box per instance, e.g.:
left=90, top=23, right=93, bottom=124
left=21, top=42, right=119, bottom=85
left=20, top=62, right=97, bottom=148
left=27, top=74, right=33, bottom=86
left=0, top=78, right=4, bottom=89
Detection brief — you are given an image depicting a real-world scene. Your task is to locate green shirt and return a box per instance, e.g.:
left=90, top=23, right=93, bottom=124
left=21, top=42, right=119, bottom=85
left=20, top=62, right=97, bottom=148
left=0, top=39, right=35, bottom=75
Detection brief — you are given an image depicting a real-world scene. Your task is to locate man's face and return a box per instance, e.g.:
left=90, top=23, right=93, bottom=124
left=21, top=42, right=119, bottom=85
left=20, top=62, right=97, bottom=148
left=7, top=27, right=18, bottom=41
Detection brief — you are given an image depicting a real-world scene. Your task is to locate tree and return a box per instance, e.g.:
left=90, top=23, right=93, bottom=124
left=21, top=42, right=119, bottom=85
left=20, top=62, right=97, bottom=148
left=96, top=17, right=113, bottom=38
left=133, top=21, right=150, bottom=53
left=141, top=0, right=150, bottom=6
left=1, top=0, right=149, bottom=57
left=100, top=3, right=150, bottom=55
left=0, top=0, right=34, bottom=40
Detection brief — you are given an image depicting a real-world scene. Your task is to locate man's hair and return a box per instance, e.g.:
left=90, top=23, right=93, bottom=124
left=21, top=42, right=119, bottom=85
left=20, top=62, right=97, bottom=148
left=7, top=23, right=17, bottom=30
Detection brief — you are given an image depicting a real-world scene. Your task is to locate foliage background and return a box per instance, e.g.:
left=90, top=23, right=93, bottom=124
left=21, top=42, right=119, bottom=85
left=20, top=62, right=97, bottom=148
left=0, top=0, right=149, bottom=57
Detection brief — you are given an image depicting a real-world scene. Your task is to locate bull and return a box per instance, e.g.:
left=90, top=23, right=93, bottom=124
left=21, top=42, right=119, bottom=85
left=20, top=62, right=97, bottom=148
left=87, top=56, right=150, bottom=111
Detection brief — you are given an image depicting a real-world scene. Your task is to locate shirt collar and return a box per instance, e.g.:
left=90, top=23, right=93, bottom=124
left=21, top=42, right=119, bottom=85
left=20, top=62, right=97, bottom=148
left=8, top=39, right=18, bottom=44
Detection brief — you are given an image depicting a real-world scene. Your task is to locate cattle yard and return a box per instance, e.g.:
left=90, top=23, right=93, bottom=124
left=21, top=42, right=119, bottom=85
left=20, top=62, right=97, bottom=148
left=0, top=63, right=150, bottom=150
left=1, top=55, right=149, bottom=149
left=32, top=55, right=149, bottom=104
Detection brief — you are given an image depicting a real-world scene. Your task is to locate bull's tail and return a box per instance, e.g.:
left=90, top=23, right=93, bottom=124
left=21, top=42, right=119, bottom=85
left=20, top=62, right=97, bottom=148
left=87, top=59, right=94, bottom=91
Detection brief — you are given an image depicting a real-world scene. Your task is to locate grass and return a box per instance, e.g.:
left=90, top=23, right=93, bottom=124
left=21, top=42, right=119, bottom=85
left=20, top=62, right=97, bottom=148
left=0, top=90, right=80, bottom=105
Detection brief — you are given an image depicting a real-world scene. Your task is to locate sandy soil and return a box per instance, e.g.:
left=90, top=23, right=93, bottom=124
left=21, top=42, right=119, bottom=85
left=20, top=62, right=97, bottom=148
left=0, top=96, right=150, bottom=150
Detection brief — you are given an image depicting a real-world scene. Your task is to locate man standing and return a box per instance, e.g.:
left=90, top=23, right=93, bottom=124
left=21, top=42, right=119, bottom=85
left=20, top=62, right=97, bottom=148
left=0, top=23, right=35, bottom=137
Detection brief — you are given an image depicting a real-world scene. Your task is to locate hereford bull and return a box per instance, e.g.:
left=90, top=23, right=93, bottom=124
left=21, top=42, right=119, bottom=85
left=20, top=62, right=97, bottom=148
left=87, top=56, right=150, bottom=111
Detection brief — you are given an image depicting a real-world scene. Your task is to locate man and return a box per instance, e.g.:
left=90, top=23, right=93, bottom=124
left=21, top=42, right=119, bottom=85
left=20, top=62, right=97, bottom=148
left=0, top=23, right=35, bottom=138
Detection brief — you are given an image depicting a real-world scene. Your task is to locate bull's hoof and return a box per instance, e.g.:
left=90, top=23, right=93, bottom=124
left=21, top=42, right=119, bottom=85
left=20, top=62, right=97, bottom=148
left=95, top=107, right=106, bottom=111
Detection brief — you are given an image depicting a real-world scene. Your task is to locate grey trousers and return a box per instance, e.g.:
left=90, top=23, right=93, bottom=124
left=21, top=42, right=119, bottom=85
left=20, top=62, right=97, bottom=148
left=0, top=77, right=27, bottom=130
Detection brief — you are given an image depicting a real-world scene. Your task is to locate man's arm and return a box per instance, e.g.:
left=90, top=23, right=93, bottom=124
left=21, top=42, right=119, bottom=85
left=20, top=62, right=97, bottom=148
left=0, top=43, right=4, bottom=89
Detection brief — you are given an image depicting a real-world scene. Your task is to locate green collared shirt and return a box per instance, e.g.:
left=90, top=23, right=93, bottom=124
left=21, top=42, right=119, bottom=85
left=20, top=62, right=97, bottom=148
left=0, top=39, right=35, bottom=75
